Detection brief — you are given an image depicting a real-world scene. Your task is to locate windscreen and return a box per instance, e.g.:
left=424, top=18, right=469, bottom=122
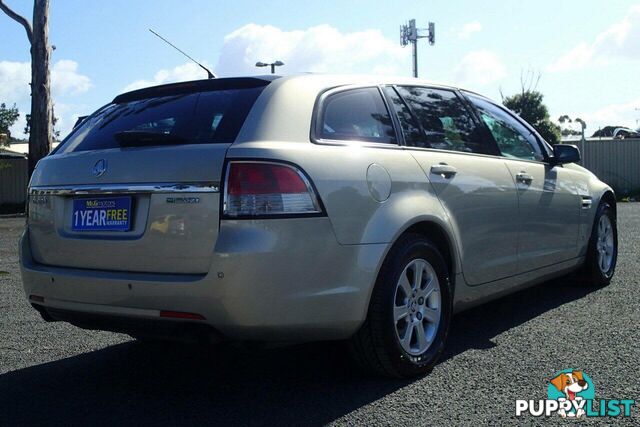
left=56, top=86, right=265, bottom=153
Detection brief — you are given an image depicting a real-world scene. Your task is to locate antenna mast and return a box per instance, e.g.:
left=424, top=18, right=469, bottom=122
left=148, top=29, right=216, bottom=79
left=400, top=19, right=435, bottom=78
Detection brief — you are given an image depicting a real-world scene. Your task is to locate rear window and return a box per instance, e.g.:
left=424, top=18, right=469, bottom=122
left=57, top=86, right=265, bottom=153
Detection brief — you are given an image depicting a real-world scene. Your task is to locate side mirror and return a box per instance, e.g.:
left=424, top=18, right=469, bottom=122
left=552, top=144, right=580, bottom=165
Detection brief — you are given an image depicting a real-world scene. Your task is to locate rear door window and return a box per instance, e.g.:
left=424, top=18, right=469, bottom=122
left=57, top=86, right=266, bottom=153
left=394, top=86, right=492, bottom=155
left=382, top=86, right=423, bottom=146
left=317, top=87, right=397, bottom=145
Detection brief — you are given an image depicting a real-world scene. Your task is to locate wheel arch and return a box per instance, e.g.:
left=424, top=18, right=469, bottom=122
left=599, top=190, right=617, bottom=219
left=401, top=221, right=458, bottom=283
left=361, top=217, right=460, bottom=323
left=350, top=218, right=458, bottom=376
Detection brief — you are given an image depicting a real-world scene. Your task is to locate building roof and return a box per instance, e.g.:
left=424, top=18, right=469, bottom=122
left=0, top=148, right=27, bottom=159
left=1, top=143, right=59, bottom=156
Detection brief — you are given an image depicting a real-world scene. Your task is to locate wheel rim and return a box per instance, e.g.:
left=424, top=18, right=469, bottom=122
left=393, top=258, right=441, bottom=355
left=596, top=215, right=615, bottom=274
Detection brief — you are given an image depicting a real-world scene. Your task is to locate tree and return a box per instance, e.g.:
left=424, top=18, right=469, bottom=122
left=23, top=110, right=60, bottom=139
left=558, top=115, right=578, bottom=136
left=501, top=71, right=562, bottom=145
left=503, top=91, right=561, bottom=144
left=0, top=0, right=53, bottom=175
left=558, top=115, right=586, bottom=138
left=0, top=103, right=20, bottom=145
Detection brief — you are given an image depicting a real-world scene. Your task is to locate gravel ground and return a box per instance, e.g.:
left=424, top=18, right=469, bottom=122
left=0, top=205, right=638, bottom=426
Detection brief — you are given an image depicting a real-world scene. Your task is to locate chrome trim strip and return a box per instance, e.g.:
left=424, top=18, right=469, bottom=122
left=29, top=182, right=220, bottom=196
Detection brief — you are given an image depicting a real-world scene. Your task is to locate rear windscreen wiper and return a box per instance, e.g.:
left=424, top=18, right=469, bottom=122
left=114, top=131, right=188, bottom=147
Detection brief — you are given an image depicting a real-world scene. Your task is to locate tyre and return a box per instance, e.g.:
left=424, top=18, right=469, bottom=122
left=349, top=233, right=452, bottom=378
left=582, top=202, right=617, bottom=286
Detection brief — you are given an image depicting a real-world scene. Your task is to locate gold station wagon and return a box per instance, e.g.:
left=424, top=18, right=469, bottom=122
left=21, top=74, right=617, bottom=377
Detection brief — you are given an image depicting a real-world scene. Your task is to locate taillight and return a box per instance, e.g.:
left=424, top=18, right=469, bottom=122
left=223, top=161, right=323, bottom=218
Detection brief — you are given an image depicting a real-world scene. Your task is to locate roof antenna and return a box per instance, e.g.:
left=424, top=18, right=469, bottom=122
left=148, top=29, right=216, bottom=79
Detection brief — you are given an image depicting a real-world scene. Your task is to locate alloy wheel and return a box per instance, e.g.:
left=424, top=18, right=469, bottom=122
left=393, top=258, right=441, bottom=355
left=596, top=215, right=615, bottom=274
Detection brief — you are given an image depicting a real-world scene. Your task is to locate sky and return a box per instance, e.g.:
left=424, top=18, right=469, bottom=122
left=1, top=0, right=639, bottom=140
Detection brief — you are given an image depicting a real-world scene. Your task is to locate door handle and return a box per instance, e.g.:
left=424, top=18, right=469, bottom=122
left=430, top=163, right=457, bottom=178
left=516, top=172, right=534, bottom=184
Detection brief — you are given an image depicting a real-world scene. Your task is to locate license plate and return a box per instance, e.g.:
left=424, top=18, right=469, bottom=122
left=72, top=197, right=132, bottom=231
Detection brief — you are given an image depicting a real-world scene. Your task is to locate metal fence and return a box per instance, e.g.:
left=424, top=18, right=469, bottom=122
left=577, top=138, right=640, bottom=196
left=0, top=157, right=28, bottom=207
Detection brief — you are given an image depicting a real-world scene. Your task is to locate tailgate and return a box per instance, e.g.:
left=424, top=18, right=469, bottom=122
left=28, top=145, right=225, bottom=274
left=26, top=78, right=271, bottom=274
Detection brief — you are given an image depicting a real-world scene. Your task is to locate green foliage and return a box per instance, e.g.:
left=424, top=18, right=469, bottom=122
left=0, top=103, right=20, bottom=145
left=0, top=159, right=12, bottom=170
left=561, top=128, right=581, bottom=136
left=503, top=91, right=561, bottom=145
left=558, top=115, right=587, bottom=138
left=24, top=112, right=61, bottom=139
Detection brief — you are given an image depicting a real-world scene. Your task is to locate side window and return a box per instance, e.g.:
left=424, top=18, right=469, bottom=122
left=318, top=87, right=397, bottom=145
left=466, top=94, right=544, bottom=161
left=382, top=86, right=422, bottom=146
left=394, top=86, right=489, bottom=154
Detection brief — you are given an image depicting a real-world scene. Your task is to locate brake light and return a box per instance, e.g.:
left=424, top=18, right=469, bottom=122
left=223, top=161, right=323, bottom=217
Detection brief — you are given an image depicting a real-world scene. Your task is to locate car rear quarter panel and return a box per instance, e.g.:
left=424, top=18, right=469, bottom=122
left=227, top=140, right=461, bottom=274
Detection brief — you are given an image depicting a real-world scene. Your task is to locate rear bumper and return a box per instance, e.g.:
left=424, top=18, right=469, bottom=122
left=20, top=217, right=387, bottom=341
left=32, top=303, right=224, bottom=342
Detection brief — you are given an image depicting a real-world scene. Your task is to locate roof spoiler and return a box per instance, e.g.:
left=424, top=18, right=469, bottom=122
left=113, top=76, right=278, bottom=104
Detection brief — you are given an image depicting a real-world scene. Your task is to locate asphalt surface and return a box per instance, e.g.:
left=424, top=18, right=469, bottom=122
left=0, top=206, right=638, bottom=426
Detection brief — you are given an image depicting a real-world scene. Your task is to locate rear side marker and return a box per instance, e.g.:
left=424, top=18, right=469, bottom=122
left=28, top=296, right=204, bottom=321
left=29, top=295, right=45, bottom=303
left=159, top=310, right=206, bottom=320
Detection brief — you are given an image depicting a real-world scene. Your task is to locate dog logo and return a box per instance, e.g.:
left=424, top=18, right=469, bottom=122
left=548, top=370, right=593, bottom=418
left=516, top=369, right=634, bottom=418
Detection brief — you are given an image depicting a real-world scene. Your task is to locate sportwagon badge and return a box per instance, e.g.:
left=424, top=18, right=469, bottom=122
left=92, top=159, right=107, bottom=177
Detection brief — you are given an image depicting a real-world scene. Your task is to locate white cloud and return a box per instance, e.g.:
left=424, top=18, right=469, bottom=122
left=548, top=5, right=640, bottom=72
left=567, top=97, right=640, bottom=131
left=0, top=59, right=92, bottom=139
left=0, top=61, right=31, bottom=103
left=458, top=21, right=482, bottom=39
left=215, top=23, right=409, bottom=76
left=123, top=24, right=412, bottom=90
left=453, top=50, right=507, bottom=87
left=51, top=60, right=92, bottom=96
left=122, top=62, right=214, bottom=92
left=0, top=59, right=91, bottom=100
